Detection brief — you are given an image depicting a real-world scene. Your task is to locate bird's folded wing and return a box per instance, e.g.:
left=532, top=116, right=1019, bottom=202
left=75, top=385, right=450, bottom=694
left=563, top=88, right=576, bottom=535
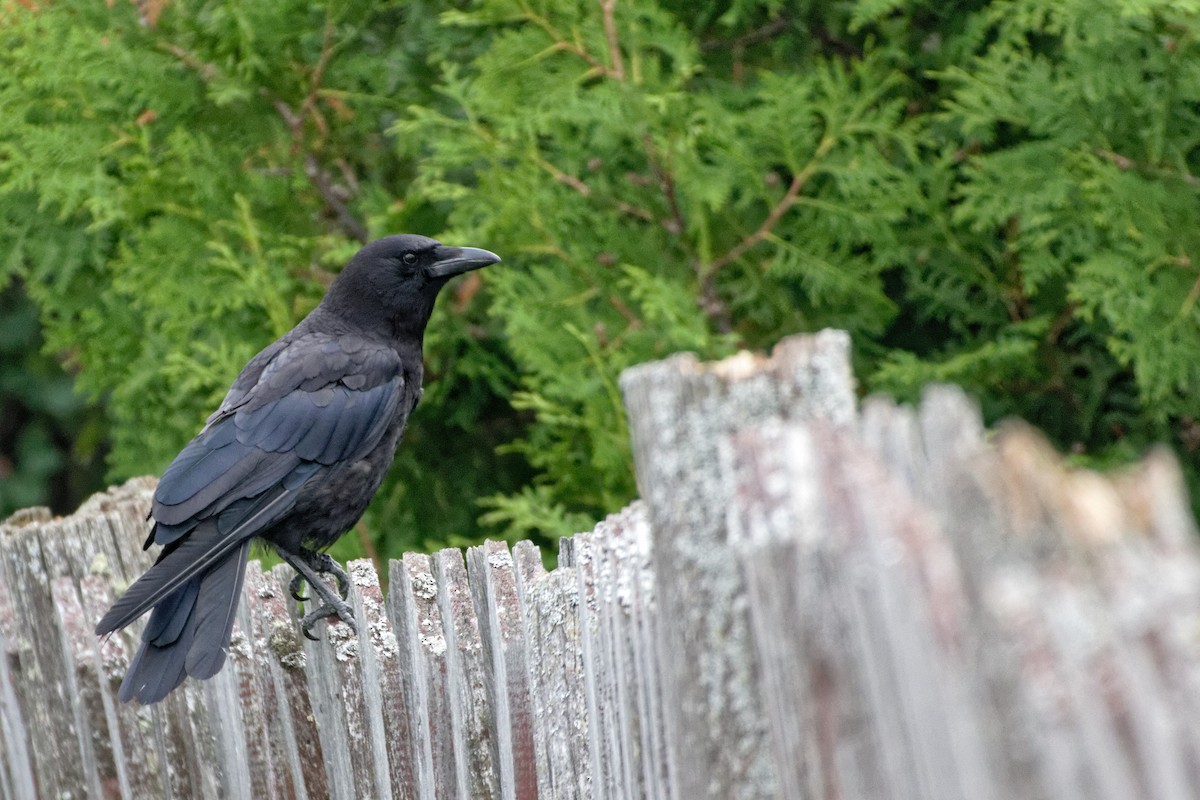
left=153, top=339, right=403, bottom=529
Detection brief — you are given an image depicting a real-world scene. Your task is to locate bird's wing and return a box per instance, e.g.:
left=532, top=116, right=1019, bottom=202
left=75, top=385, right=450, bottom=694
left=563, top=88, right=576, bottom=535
left=152, top=334, right=403, bottom=530
left=95, top=334, right=405, bottom=636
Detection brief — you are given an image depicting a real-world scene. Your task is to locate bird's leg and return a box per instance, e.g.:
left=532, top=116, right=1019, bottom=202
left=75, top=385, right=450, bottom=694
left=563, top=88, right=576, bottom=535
left=274, top=547, right=357, bottom=640
left=286, top=550, right=350, bottom=602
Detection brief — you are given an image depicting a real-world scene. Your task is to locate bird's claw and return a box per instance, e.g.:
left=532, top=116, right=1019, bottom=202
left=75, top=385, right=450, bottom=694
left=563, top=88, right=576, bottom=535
left=288, top=572, right=309, bottom=603
left=300, top=598, right=358, bottom=641
left=278, top=548, right=356, bottom=640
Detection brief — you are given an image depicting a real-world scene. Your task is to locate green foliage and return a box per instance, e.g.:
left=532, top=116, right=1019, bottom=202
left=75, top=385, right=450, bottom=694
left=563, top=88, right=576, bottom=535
left=0, top=0, right=519, bottom=553
left=5, top=0, right=1200, bottom=549
left=0, top=279, right=106, bottom=517
left=868, top=0, right=1200, bottom=475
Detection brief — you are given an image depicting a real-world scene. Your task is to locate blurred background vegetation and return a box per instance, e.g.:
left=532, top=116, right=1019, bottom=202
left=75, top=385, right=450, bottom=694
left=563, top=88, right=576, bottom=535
left=3, top=0, right=1200, bottom=562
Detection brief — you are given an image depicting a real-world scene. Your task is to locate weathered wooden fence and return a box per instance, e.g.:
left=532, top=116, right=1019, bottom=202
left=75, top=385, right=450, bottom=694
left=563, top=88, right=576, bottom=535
left=4, top=329, right=1200, bottom=799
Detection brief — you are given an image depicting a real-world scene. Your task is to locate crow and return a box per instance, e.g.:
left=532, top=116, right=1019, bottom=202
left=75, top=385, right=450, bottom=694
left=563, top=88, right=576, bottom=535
left=95, top=234, right=500, bottom=704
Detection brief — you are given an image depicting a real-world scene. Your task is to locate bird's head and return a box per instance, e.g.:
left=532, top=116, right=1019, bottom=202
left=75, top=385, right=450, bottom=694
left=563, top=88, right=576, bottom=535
left=321, top=234, right=500, bottom=341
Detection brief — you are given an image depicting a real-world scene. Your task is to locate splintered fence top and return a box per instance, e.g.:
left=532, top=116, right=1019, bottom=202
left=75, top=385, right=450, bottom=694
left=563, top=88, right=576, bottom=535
left=4, top=330, right=1200, bottom=800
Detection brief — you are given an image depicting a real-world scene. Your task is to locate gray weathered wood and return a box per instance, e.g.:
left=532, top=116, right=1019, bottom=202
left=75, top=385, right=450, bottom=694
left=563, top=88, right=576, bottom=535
left=434, top=547, right=499, bottom=799
left=618, top=328, right=856, bottom=799
left=4, top=330, right=1200, bottom=799
left=386, top=555, right=437, bottom=800
left=466, top=539, right=539, bottom=800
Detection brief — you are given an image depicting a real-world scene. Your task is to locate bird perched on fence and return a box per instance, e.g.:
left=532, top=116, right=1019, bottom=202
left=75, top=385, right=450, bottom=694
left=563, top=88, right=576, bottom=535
left=95, top=234, right=500, bottom=704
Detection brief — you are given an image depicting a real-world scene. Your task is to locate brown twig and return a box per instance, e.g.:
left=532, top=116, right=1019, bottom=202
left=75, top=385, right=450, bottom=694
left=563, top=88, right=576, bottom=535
left=701, top=14, right=793, bottom=52
left=534, top=154, right=656, bottom=221
left=643, top=134, right=687, bottom=236
left=305, top=154, right=369, bottom=243
left=709, top=171, right=807, bottom=271
left=811, top=25, right=863, bottom=60
left=159, top=42, right=218, bottom=82
left=1002, top=216, right=1028, bottom=323
left=697, top=277, right=734, bottom=334
left=598, top=0, right=625, bottom=81
left=273, top=18, right=368, bottom=243
left=536, top=154, right=592, bottom=196
left=1096, top=148, right=1200, bottom=187
left=1182, top=266, right=1200, bottom=317
left=160, top=20, right=366, bottom=243
left=708, top=136, right=834, bottom=273
left=519, top=1, right=609, bottom=76
left=299, top=19, right=337, bottom=140
left=693, top=127, right=835, bottom=331
left=640, top=136, right=732, bottom=327
left=274, top=99, right=303, bottom=139
left=614, top=201, right=655, bottom=222
left=609, top=294, right=642, bottom=329
left=1046, top=301, right=1079, bottom=345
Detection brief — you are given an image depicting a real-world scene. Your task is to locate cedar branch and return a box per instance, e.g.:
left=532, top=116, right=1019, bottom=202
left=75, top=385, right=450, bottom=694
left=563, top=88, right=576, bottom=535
left=1096, top=148, right=1200, bottom=187
left=708, top=135, right=835, bottom=272
left=598, top=0, right=625, bottom=81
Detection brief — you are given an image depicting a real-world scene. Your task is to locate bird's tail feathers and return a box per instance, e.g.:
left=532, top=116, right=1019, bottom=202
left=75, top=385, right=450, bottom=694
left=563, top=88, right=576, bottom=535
left=96, top=486, right=295, bottom=637
left=186, top=539, right=251, bottom=679
left=117, top=539, right=251, bottom=704
left=95, top=519, right=244, bottom=637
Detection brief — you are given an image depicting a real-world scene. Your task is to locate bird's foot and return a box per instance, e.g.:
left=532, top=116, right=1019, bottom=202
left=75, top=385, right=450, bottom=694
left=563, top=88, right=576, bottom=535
left=300, top=597, right=357, bottom=641
left=287, top=552, right=350, bottom=602
left=275, top=547, right=357, bottom=640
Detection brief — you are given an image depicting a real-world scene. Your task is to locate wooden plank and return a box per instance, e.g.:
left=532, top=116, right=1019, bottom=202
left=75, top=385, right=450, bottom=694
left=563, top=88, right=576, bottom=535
left=0, top=521, right=37, bottom=800
left=434, top=548, right=499, bottom=799
left=51, top=575, right=117, bottom=799
left=104, top=512, right=224, bottom=799
left=568, top=532, right=607, bottom=797
left=236, top=562, right=309, bottom=799
left=396, top=552, right=457, bottom=798
left=465, top=539, right=539, bottom=800
left=511, top=540, right=546, bottom=588
left=522, top=568, right=588, bottom=800
left=299, top=559, right=390, bottom=800
left=580, top=527, right=622, bottom=800
left=386, top=557, right=437, bottom=800
left=728, top=418, right=997, bottom=799
left=270, top=562, right=332, bottom=798
left=58, top=497, right=175, bottom=798
left=351, top=558, right=417, bottom=800
left=612, top=504, right=671, bottom=800
left=150, top=657, right=222, bottom=798
left=0, top=629, right=34, bottom=800
left=345, top=557, right=403, bottom=799
left=593, top=504, right=662, bottom=800
left=1112, top=452, right=1200, bottom=788
left=618, top=329, right=855, bottom=799
left=79, top=573, right=164, bottom=799
left=983, top=426, right=1200, bottom=800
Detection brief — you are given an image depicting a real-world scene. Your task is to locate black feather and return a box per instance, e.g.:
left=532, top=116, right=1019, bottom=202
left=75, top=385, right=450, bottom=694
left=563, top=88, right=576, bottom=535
left=185, top=539, right=251, bottom=679
left=143, top=578, right=198, bottom=645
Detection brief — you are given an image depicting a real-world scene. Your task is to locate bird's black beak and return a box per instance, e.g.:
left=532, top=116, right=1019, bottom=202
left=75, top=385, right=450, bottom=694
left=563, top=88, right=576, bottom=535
left=428, top=245, right=501, bottom=279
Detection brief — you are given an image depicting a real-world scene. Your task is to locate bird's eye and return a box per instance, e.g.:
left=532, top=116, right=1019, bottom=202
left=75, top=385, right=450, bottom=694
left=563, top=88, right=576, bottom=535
left=402, top=253, right=418, bottom=266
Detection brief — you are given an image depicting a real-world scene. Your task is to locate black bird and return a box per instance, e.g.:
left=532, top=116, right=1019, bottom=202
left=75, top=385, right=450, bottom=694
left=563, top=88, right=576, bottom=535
left=95, top=234, right=499, bottom=704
